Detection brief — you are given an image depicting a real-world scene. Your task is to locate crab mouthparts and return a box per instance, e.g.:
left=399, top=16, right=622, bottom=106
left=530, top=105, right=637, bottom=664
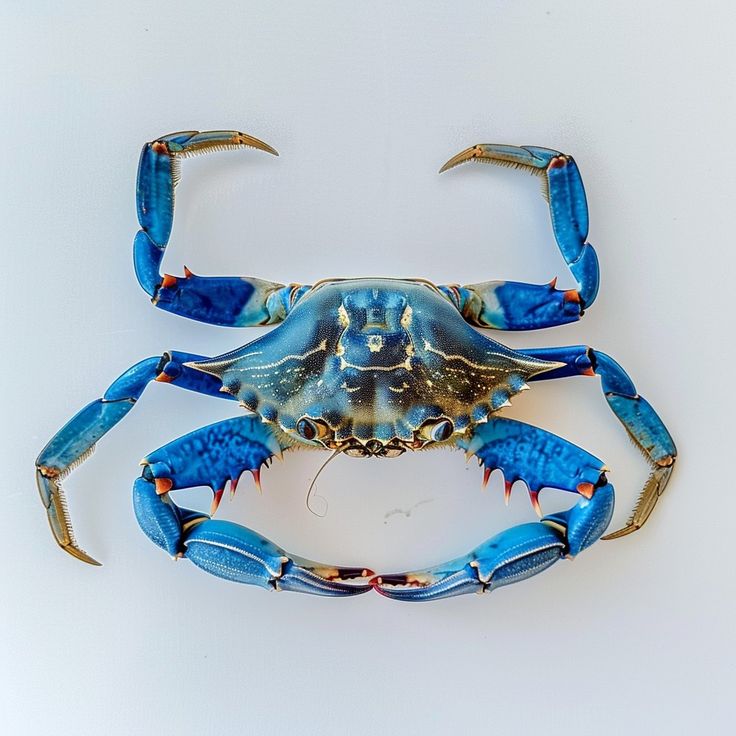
left=337, top=440, right=409, bottom=458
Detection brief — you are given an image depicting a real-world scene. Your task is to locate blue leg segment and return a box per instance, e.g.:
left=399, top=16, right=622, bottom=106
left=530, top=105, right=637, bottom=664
left=133, top=418, right=372, bottom=596
left=134, top=130, right=295, bottom=326
left=524, top=345, right=677, bottom=538
left=438, top=144, right=599, bottom=329
left=371, top=418, right=614, bottom=601
left=35, top=351, right=232, bottom=564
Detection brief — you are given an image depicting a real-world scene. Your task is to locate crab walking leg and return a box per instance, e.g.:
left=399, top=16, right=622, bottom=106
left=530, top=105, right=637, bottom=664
left=134, top=130, right=308, bottom=326
left=522, top=345, right=677, bottom=539
left=373, top=421, right=614, bottom=601
left=134, top=418, right=372, bottom=596
left=438, top=144, right=599, bottom=329
left=35, top=351, right=232, bottom=565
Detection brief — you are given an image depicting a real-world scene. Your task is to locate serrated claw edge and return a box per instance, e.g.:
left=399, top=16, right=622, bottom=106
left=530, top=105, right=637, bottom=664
left=602, top=462, right=674, bottom=541
left=36, top=449, right=101, bottom=566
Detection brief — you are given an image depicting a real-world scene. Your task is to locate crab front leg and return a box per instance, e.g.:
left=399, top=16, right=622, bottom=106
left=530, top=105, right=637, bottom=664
left=438, top=144, right=599, bottom=329
left=134, top=130, right=309, bottom=326
left=522, top=345, right=677, bottom=538
left=135, top=417, right=372, bottom=596
left=36, top=351, right=232, bottom=564
left=372, top=419, right=614, bottom=601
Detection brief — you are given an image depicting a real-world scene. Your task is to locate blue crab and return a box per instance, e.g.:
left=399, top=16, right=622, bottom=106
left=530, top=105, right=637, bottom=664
left=36, top=130, right=677, bottom=601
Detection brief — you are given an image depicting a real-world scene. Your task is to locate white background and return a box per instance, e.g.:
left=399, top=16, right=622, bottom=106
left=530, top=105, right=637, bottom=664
left=2, top=2, right=734, bottom=734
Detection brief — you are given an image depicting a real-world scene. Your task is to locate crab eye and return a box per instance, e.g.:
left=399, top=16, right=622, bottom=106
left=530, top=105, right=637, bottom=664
left=419, top=418, right=454, bottom=443
left=296, top=417, right=331, bottom=442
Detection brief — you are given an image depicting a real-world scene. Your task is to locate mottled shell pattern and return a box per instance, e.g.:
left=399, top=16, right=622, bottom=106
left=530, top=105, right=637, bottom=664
left=192, top=279, right=560, bottom=455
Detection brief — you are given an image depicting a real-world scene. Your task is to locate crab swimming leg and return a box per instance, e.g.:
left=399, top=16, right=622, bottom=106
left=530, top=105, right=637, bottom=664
left=36, top=351, right=233, bottom=565
left=135, top=417, right=372, bottom=596
left=518, top=345, right=676, bottom=539
left=134, top=130, right=309, bottom=326
left=372, top=419, right=614, bottom=601
left=438, top=144, right=599, bottom=329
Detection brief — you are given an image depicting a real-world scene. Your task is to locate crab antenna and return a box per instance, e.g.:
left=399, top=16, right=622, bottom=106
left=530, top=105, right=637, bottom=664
left=306, top=449, right=342, bottom=518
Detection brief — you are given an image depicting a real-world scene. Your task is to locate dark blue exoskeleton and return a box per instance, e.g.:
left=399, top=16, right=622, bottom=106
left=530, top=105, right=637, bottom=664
left=36, top=131, right=676, bottom=601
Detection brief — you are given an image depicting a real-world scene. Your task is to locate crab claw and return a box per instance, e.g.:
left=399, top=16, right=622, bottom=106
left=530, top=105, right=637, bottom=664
left=184, top=520, right=373, bottom=596
left=371, top=523, right=565, bottom=602
left=439, top=143, right=563, bottom=174
left=440, top=143, right=565, bottom=174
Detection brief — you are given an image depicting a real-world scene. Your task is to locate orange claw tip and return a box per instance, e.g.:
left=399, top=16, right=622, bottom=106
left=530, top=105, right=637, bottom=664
left=160, top=274, right=178, bottom=289
left=154, top=477, right=173, bottom=495
left=504, top=480, right=513, bottom=506
left=183, top=265, right=194, bottom=278
left=582, top=366, right=596, bottom=377
left=61, top=543, right=102, bottom=566
left=577, top=482, right=595, bottom=499
left=438, top=145, right=483, bottom=173
left=482, top=467, right=492, bottom=488
left=563, top=289, right=581, bottom=303
left=250, top=468, right=262, bottom=493
left=548, top=276, right=558, bottom=289
left=209, top=488, right=224, bottom=516
left=528, top=489, right=543, bottom=518
left=154, top=372, right=174, bottom=382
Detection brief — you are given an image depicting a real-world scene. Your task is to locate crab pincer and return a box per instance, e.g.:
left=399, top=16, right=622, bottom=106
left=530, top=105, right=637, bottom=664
left=184, top=521, right=373, bottom=596
left=133, top=482, right=372, bottom=596
left=371, top=485, right=614, bottom=602
left=133, top=415, right=373, bottom=596
left=372, top=420, right=614, bottom=601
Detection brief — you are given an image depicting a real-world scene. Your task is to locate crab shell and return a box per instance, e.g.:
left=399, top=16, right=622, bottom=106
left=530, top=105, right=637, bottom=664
left=191, top=279, right=561, bottom=449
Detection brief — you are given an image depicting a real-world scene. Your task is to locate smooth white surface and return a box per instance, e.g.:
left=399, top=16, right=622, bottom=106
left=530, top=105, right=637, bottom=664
left=3, top=3, right=734, bottom=734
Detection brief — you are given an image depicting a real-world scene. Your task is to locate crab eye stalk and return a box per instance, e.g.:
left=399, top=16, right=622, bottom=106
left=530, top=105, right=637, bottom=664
left=418, top=418, right=454, bottom=443
left=296, top=417, right=331, bottom=442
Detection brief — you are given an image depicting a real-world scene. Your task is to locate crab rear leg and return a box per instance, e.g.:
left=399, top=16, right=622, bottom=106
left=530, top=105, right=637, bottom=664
left=134, top=130, right=305, bottom=326
left=439, top=144, right=599, bottom=329
left=372, top=419, right=614, bottom=601
left=521, top=345, right=676, bottom=539
left=135, top=417, right=372, bottom=596
left=35, top=351, right=231, bottom=564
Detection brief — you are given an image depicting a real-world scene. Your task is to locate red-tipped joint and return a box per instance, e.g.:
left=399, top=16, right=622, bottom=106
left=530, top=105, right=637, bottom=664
left=549, top=155, right=568, bottom=169
left=563, top=289, right=581, bottom=304
left=154, top=477, right=173, bottom=495
left=160, top=274, right=178, bottom=289
left=577, top=482, right=595, bottom=499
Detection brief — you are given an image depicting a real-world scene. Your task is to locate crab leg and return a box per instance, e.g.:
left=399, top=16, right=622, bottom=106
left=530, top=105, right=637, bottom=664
left=438, top=144, right=599, bottom=329
left=134, top=418, right=372, bottom=596
left=36, top=351, right=232, bottom=565
left=521, top=345, right=677, bottom=539
left=134, top=130, right=307, bottom=326
left=372, top=420, right=614, bottom=601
